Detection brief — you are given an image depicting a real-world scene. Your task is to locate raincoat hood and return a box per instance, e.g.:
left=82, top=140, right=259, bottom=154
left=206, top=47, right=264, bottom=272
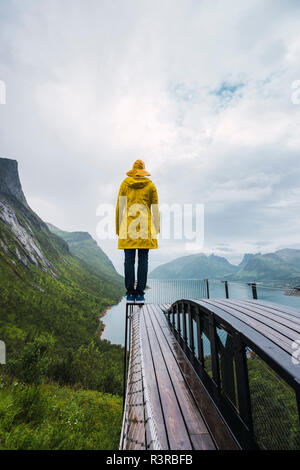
left=124, top=176, right=151, bottom=189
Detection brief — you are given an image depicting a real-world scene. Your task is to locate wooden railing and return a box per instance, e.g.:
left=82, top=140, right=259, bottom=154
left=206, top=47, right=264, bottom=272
left=166, top=299, right=300, bottom=450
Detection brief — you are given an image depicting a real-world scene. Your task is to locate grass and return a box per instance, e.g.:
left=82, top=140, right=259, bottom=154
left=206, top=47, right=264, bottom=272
left=0, top=375, right=123, bottom=450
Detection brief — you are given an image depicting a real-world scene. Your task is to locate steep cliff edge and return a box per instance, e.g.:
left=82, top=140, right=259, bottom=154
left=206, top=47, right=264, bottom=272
left=0, top=158, right=29, bottom=207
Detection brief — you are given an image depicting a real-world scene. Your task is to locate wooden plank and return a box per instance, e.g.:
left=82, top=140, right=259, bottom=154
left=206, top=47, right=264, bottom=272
left=139, top=309, right=169, bottom=450
left=207, top=299, right=297, bottom=352
left=203, top=299, right=294, bottom=355
left=246, top=299, right=300, bottom=318
left=153, top=305, right=239, bottom=450
left=213, top=299, right=300, bottom=340
left=147, top=304, right=215, bottom=448
left=127, top=371, right=145, bottom=450
left=142, top=305, right=193, bottom=450
left=143, top=304, right=193, bottom=450
left=149, top=304, right=168, bottom=328
left=236, top=299, right=300, bottom=324
left=190, top=433, right=216, bottom=450
left=224, top=299, right=300, bottom=330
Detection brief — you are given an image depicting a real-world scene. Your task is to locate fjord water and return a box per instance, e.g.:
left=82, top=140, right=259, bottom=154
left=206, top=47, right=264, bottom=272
left=101, top=279, right=300, bottom=346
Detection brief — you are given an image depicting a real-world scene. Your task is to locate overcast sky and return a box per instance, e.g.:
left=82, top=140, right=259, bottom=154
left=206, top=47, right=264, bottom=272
left=1, top=0, right=300, bottom=274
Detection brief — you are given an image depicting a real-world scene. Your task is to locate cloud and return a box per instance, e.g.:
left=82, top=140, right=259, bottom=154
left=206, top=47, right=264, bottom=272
left=0, top=0, right=300, bottom=273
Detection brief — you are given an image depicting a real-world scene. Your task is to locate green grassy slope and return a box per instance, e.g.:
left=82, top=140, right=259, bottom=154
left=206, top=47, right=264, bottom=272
left=0, top=192, right=125, bottom=449
left=47, top=222, right=123, bottom=285
left=0, top=377, right=122, bottom=450
left=0, top=194, right=123, bottom=355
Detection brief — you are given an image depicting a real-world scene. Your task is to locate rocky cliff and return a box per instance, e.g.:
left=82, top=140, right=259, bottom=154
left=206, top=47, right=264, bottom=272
left=0, top=157, right=28, bottom=207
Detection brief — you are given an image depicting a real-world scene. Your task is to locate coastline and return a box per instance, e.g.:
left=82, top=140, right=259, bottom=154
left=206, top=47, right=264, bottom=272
left=97, top=306, right=111, bottom=339
left=97, top=294, right=124, bottom=339
left=284, top=288, right=300, bottom=297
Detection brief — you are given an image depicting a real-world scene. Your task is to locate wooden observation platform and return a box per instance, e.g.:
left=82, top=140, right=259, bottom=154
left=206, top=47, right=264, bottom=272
left=120, top=299, right=300, bottom=451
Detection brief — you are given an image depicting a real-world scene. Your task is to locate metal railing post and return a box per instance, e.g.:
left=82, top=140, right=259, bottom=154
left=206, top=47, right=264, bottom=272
left=222, top=280, right=229, bottom=298
left=172, top=304, right=176, bottom=331
left=249, top=283, right=258, bottom=300
left=206, top=279, right=210, bottom=299
left=167, top=304, right=171, bottom=323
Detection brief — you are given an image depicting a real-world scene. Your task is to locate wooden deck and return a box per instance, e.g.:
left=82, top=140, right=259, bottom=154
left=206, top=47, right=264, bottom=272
left=141, top=303, right=216, bottom=450
left=120, top=303, right=242, bottom=450
left=120, top=299, right=300, bottom=451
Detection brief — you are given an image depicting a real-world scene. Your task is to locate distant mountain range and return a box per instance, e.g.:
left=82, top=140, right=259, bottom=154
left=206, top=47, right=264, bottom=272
left=231, top=249, right=300, bottom=286
left=149, top=249, right=300, bottom=287
left=149, top=253, right=237, bottom=280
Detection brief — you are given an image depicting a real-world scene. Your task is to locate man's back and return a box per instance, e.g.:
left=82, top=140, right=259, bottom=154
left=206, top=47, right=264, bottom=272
left=116, top=175, right=160, bottom=250
left=116, top=159, right=159, bottom=302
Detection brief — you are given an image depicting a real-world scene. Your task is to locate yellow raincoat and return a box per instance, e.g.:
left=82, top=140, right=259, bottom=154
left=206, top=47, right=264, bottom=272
left=116, top=176, right=160, bottom=249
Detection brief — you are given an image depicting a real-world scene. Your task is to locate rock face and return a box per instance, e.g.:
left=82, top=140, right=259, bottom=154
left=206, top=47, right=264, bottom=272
left=0, top=200, right=54, bottom=272
left=239, top=253, right=261, bottom=267
left=0, top=158, right=28, bottom=207
left=0, top=158, right=56, bottom=274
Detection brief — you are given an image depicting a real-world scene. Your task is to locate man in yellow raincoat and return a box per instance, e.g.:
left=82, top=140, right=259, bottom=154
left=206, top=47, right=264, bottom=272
left=116, top=160, right=160, bottom=302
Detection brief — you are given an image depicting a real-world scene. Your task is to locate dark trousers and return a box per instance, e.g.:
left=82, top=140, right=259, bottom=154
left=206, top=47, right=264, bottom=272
left=124, top=249, right=149, bottom=296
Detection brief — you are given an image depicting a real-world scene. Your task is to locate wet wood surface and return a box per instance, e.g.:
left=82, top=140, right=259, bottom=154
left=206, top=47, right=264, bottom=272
left=202, top=299, right=298, bottom=356
left=138, top=304, right=216, bottom=450
left=122, top=299, right=299, bottom=450
left=148, top=303, right=239, bottom=450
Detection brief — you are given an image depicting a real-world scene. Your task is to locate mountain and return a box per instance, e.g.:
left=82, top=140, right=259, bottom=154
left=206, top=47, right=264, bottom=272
left=0, top=157, right=124, bottom=388
left=149, top=253, right=238, bottom=280
left=231, top=250, right=300, bottom=286
left=0, top=157, right=29, bottom=208
left=149, top=249, right=300, bottom=287
left=275, top=248, right=300, bottom=271
left=239, top=253, right=261, bottom=267
left=47, top=223, right=122, bottom=284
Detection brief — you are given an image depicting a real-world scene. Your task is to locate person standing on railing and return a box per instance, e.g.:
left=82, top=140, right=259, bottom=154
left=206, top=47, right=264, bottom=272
left=116, top=160, right=160, bottom=303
